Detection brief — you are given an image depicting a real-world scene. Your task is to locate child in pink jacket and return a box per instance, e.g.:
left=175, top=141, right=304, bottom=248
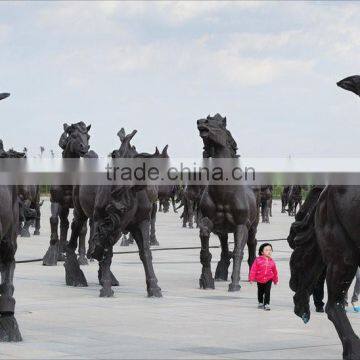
left=249, top=243, right=278, bottom=311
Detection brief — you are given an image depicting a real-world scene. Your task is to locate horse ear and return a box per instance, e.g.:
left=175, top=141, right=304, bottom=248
left=155, top=147, right=160, bottom=156
left=87, top=124, right=91, bottom=131
left=161, top=145, right=169, bottom=157
left=337, top=75, right=360, bottom=97
left=117, top=128, right=126, bottom=142
left=0, top=93, right=10, bottom=101
left=223, top=117, right=227, bottom=127
left=63, top=123, right=70, bottom=132
left=207, top=114, right=211, bottom=119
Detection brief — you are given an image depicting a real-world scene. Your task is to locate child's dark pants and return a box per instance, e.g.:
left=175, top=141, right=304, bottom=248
left=257, top=280, right=272, bottom=305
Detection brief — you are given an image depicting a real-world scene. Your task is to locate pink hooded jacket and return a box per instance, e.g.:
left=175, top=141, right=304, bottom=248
left=249, top=255, right=278, bottom=284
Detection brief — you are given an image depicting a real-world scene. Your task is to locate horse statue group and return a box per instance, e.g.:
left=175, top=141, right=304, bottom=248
left=1, top=76, right=359, bottom=360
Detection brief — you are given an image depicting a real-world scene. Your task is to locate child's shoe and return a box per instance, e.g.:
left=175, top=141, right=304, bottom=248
left=258, top=303, right=264, bottom=309
left=352, top=302, right=360, bottom=312
left=264, top=304, right=271, bottom=311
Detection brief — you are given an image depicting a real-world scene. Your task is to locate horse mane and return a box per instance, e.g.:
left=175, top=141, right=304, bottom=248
left=225, top=130, right=238, bottom=157
left=70, top=122, right=89, bottom=134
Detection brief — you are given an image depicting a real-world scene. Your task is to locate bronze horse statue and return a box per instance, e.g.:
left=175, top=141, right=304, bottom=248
left=288, top=76, right=360, bottom=359
left=0, top=129, right=24, bottom=340
left=260, top=185, right=272, bottom=223
left=287, top=185, right=302, bottom=216
left=149, top=145, right=173, bottom=246
left=64, top=128, right=162, bottom=298
left=18, top=185, right=42, bottom=237
left=281, top=185, right=290, bottom=213
left=43, top=122, right=90, bottom=266
left=196, top=114, right=259, bottom=291
left=179, top=185, right=203, bottom=229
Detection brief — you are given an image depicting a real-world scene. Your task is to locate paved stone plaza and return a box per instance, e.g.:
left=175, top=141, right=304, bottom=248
left=1, top=199, right=359, bottom=359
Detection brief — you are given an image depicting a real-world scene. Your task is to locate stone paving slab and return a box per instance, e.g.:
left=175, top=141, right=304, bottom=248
left=2, top=199, right=359, bottom=359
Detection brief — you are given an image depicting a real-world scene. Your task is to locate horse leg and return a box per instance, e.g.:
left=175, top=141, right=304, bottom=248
left=247, top=225, right=257, bottom=272
left=131, top=220, right=162, bottom=297
left=325, top=262, right=360, bottom=359
left=77, top=221, right=88, bottom=265
left=188, top=200, right=194, bottom=228
left=97, top=227, right=119, bottom=287
left=128, top=233, right=134, bottom=244
left=43, top=202, right=60, bottom=266
left=199, top=217, right=214, bottom=289
left=99, top=247, right=115, bottom=297
left=150, top=202, right=159, bottom=246
left=182, top=208, right=187, bottom=228
left=215, top=234, right=231, bottom=281
left=33, top=203, right=41, bottom=235
left=120, top=234, right=129, bottom=246
left=269, top=198, right=272, bottom=217
left=58, top=206, right=69, bottom=261
left=172, top=197, right=178, bottom=213
left=64, top=209, right=87, bottom=287
left=265, top=204, right=270, bottom=224
left=164, top=200, right=169, bottom=213
left=20, top=218, right=31, bottom=237
left=0, top=258, right=22, bottom=342
left=229, top=224, right=248, bottom=292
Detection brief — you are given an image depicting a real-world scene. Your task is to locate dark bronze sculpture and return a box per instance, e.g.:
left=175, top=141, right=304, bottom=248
left=196, top=114, right=259, bottom=290
left=0, top=127, right=23, bottom=341
left=149, top=145, right=173, bottom=246
left=288, top=76, right=360, bottom=359
left=158, top=185, right=180, bottom=213
left=43, top=122, right=90, bottom=266
left=64, top=128, right=162, bottom=298
left=19, top=185, right=42, bottom=237
left=281, top=185, right=290, bottom=213
left=260, top=186, right=272, bottom=223
left=179, top=185, right=203, bottom=229
left=287, top=185, right=302, bottom=216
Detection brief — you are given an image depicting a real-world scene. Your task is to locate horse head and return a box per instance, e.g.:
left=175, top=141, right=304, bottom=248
left=59, top=122, right=91, bottom=157
left=0, top=93, right=10, bottom=101
left=337, top=75, right=360, bottom=97
left=197, top=114, right=237, bottom=158
left=111, top=128, right=138, bottom=159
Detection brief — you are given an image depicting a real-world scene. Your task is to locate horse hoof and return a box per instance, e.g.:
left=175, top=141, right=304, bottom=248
left=99, top=287, right=114, bottom=298
left=150, top=239, right=159, bottom=246
left=42, top=245, right=58, bottom=266
left=110, top=272, right=119, bottom=287
left=64, top=256, right=88, bottom=287
left=33, top=230, right=40, bottom=236
left=215, top=263, right=229, bottom=282
left=343, top=338, right=360, bottom=360
left=77, top=255, right=88, bottom=266
left=0, top=315, right=22, bottom=342
left=57, top=253, right=66, bottom=262
left=147, top=286, right=162, bottom=298
left=214, top=273, right=228, bottom=282
left=228, top=283, right=241, bottom=292
left=199, top=274, right=215, bottom=289
left=120, top=237, right=130, bottom=246
left=301, top=313, right=310, bottom=324
left=20, top=229, right=30, bottom=237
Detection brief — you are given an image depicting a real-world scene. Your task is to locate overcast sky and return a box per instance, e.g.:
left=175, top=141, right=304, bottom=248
left=1, top=1, right=360, bottom=157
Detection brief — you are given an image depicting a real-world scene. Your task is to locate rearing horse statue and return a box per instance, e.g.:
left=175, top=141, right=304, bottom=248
left=196, top=114, right=259, bottom=291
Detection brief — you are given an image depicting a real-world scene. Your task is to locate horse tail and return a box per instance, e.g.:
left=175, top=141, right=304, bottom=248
left=287, top=186, right=326, bottom=322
